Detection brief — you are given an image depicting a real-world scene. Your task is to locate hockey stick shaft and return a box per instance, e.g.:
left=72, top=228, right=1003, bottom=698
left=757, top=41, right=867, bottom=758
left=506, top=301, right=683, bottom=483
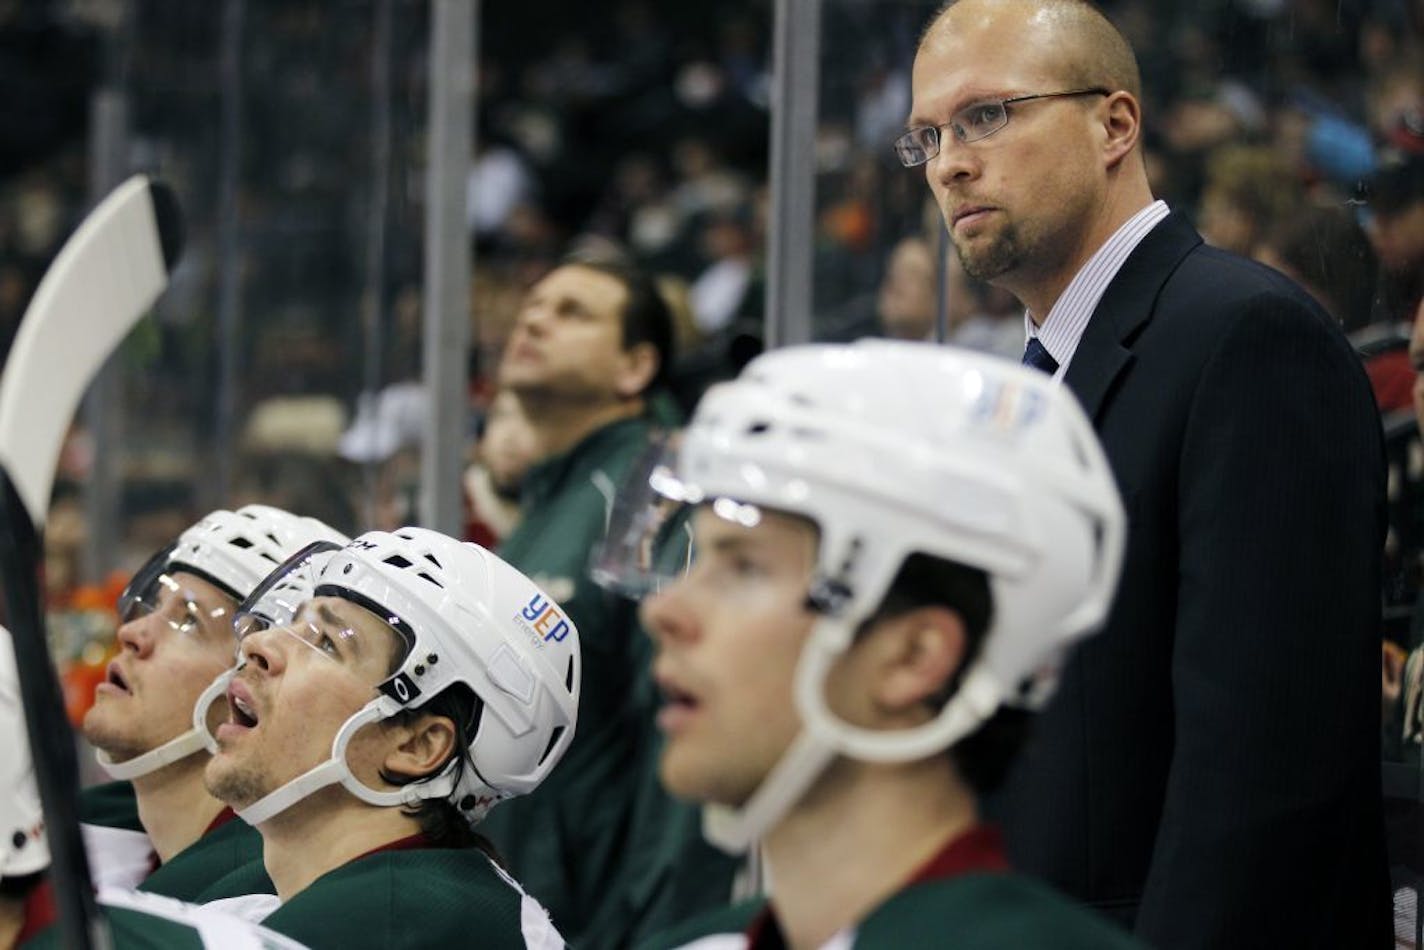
left=0, top=175, right=182, bottom=950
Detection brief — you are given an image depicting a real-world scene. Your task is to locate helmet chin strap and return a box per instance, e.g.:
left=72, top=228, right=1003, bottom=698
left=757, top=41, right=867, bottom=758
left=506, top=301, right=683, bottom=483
left=233, top=698, right=458, bottom=827
left=797, top=642, right=1006, bottom=764
left=702, top=727, right=837, bottom=854
left=96, top=668, right=238, bottom=780
left=699, top=613, right=856, bottom=855
left=96, top=729, right=207, bottom=780
left=701, top=609, right=1009, bottom=853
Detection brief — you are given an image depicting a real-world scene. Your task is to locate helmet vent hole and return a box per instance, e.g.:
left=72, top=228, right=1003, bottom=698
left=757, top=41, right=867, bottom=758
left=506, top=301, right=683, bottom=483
left=564, top=656, right=575, bottom=691
left=746, top=421, right=771, bottom=435
left=538, top=725, right=566, bottom=765
left=384, top=555, right=414, bottom=569
left=229, top=537, right=254, bottom=549
left=416, top=571, right=444, bottom=589
left=423, top=553, right=442, bottom=569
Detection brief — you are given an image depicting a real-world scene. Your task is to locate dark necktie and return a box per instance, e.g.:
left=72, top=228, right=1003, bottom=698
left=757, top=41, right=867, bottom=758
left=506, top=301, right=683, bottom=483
left=1022, top=336, right=1059, bottom=375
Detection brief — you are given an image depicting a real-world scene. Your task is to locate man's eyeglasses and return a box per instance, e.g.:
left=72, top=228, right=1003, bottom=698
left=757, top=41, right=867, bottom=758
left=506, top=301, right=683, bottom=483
left=894, top=88, right=1111, bottom=167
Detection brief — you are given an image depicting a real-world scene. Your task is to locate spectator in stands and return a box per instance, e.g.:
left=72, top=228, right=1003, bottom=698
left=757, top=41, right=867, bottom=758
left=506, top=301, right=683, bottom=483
left=1254, top=203, right=1406, bottom=409
left=1197, top=144, right=1304, bottom=256
left=1253, top=204, right=1379, bottom=333
left=1365, top=155, right=1424, bottom=324
left=462, top=388, right=539, bottom=548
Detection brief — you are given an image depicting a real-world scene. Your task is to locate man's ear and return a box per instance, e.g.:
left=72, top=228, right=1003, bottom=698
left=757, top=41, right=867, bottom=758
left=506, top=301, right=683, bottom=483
left=872, top=606, right=968, bottom=715
left=1100, top=90, right=1142, bottom=170
left=614, top=341, right=660, bottom=398
left=383, top=714, right=459, bottom=782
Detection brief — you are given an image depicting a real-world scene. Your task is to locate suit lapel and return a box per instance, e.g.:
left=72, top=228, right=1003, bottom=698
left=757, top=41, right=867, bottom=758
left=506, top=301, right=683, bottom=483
left=1064, top=212, right=1202, bottom=420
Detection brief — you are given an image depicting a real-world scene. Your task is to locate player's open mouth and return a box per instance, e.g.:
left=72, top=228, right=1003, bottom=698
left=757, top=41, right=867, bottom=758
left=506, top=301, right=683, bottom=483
left=655, top=677, right=701, bottom=733
left=103, top=662, right=131, bottom=695
left=226, top=680, right=260, bottom=729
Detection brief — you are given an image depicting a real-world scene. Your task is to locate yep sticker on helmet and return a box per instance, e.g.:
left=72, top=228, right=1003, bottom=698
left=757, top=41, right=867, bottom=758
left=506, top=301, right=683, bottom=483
left=516, top=592, right=572, bottom=645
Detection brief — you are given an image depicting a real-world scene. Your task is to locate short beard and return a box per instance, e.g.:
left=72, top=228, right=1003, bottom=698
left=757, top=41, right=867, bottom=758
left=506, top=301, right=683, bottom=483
left=955, top=222, right=1023, bottom=282
left=204, top=762, right=268, bottom=810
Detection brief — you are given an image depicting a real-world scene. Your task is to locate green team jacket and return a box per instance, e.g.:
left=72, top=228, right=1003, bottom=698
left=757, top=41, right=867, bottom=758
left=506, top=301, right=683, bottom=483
left=79, top=781, right=272, bottom=901
left=642, top=873, right=1147, bottom=949
left=479, top=413, right=739, bottom=949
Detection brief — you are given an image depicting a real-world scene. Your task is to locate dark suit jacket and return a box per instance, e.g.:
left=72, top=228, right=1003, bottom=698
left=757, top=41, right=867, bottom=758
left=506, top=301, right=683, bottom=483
left=990, top=212, right=1392, bottom=948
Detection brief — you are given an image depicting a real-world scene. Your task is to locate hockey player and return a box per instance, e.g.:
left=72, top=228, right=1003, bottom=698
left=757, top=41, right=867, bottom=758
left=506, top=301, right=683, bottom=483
left=609, top=341, right=1144, bottom=947
left=1, top=624, right=307, bottom=949
left=17, top=527, right=579, bottom=948
left=12, top=506, right=346, bottom=942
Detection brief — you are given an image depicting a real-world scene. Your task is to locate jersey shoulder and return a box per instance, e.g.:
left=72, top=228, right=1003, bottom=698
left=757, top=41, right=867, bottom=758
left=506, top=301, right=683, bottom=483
left=261, top=847, right=554, bottom=949
left=635, top=898, right=764, bottom=949
left=857, top=873, right=1144, bottom=948
left=143, top=817, right=270, bottom=901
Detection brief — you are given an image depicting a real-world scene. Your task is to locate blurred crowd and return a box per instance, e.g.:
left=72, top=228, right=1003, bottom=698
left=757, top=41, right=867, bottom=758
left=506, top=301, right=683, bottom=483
left=0, top=0, right=1422, bottom=726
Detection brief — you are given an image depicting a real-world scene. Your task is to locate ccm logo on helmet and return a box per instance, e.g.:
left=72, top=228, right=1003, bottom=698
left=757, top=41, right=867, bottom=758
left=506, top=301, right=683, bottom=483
left=519, top=594, right=572, bottom=643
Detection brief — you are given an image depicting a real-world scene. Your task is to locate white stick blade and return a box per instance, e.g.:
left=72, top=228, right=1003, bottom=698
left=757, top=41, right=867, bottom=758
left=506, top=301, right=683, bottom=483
left=0, top=175, right=173, bottom=525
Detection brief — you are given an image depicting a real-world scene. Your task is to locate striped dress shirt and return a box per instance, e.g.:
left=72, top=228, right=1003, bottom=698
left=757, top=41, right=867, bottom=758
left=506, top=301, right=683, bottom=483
left=1024, top=199, right=1170, bottom=379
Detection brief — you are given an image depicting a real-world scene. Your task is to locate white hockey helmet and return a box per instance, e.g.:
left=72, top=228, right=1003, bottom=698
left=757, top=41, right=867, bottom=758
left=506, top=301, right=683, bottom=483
left=216, top=528, right=580, bottom=827
left=98, top=505, right=349, bottom=780
left=603, top=340, right=1125, bottom=851
left=0, top=625, right=48, bottom=880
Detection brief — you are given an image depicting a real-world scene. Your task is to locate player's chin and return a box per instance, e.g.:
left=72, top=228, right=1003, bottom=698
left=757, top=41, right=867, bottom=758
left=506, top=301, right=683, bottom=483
left=203, top=760, right=258, bottom=809
left=80, top=707, right=125, bottom=746
left=659, top=748, right=750, bottom=806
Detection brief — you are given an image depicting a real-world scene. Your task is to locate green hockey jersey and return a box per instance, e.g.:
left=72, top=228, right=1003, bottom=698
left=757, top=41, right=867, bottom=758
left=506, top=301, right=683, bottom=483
left=78, top=782, right=272, bottom=901
left=641, top=826, right=1145, bottom=949
left=645, top=873, right=1145, bottom=949
left=236, top=844, right=559, bottom=949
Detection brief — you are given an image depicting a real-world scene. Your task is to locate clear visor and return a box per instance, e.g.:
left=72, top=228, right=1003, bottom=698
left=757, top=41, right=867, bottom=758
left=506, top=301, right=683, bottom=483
left=233, top=541, right=414, bottom=683
left=591, top=433, right=700, bottom=598
left=118, top=543, right=239, bottom=642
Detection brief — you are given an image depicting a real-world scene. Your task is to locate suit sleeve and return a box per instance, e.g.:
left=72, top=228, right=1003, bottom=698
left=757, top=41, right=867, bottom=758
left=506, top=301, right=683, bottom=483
left=1134, top=292, right=1390, bottom=947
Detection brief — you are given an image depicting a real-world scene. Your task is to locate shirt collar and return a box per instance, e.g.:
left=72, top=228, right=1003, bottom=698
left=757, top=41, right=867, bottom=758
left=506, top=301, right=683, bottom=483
left=1024, top=199, right=1170, bottom=377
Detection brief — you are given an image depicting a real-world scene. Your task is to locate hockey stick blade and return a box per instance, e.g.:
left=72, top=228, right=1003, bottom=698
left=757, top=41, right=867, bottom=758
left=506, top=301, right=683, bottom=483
left=0, top=175, right=182, bottom=523
left=0, top=174, right=183, bottom=950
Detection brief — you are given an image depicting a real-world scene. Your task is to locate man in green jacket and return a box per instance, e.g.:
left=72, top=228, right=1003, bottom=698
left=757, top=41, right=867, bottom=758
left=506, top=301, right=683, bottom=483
left=482, top=258, right=738, bottom=948
left=619, top=341, right=1145, bottom=948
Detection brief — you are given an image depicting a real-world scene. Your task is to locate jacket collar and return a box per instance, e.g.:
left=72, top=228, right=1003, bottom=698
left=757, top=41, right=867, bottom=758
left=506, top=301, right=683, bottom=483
left=1062, top=212, right=1201, bottom=420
